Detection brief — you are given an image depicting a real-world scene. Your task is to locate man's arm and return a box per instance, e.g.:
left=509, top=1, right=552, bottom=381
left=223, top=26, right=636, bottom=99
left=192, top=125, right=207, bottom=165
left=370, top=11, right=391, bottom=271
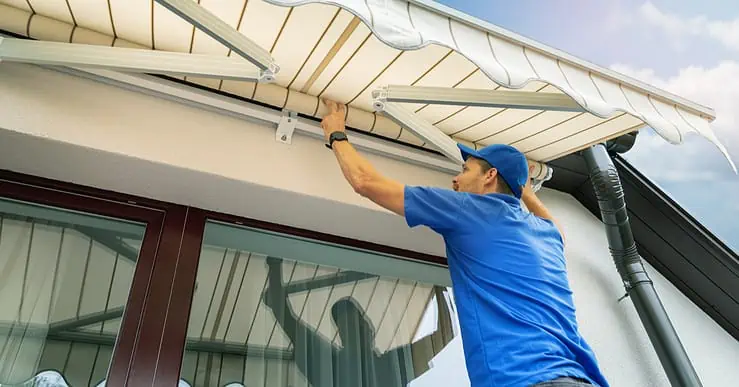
left=321, top=99, right=405, bottom=216
left=521, top=170, right=566, bottom=245
left=263, top=257, right=304, bottom=341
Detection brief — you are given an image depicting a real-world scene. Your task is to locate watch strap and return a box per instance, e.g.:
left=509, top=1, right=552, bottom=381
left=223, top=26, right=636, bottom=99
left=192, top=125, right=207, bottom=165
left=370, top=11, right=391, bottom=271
left=325, top=131, right=348, bottom=149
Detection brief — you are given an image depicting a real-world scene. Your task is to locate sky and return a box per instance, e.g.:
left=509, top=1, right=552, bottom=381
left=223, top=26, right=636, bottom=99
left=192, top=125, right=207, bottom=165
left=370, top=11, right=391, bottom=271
left=437, top=0, right=739, bottom=252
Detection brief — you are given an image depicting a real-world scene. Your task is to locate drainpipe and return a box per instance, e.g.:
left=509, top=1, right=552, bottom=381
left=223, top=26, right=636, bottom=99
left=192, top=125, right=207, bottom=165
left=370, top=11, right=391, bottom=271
left=582, top=143, right=702, bottom=387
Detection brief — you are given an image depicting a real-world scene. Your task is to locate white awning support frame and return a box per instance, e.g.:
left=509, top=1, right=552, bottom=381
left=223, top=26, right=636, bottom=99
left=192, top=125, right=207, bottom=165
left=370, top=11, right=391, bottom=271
left=0, top=37, right=265, bottom=81
left=373, top=85, right=586, bottom=113
left=372, top=98, right=553, bottom=184
left=373, top=99, right=464, bottom=164
left=155, top=0, right=279, bottom=82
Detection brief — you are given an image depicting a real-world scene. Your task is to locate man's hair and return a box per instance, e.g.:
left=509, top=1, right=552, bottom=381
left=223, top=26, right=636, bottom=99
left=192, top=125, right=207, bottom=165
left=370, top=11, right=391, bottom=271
left=474, top=157, right=515, bottom=196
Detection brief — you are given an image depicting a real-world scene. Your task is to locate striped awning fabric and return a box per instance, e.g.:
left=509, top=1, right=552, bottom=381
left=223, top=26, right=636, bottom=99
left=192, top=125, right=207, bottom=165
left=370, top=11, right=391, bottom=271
left=0, top=0, right=733, bottom=169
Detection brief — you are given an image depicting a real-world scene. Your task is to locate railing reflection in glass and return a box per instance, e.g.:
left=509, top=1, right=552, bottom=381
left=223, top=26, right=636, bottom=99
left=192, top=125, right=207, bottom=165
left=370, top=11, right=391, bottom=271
left=0, top=198, right=146, bottom=387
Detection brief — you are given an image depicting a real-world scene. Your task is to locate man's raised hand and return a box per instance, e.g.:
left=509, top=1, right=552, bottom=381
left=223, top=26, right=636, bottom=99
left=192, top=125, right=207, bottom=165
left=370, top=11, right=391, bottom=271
left=320, top=98, right=347, bottom=141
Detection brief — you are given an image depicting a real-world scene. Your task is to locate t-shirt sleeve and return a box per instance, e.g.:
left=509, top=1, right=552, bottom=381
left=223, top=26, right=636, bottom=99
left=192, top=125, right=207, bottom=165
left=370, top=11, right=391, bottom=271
left=404, top=186, right=468, bottom=234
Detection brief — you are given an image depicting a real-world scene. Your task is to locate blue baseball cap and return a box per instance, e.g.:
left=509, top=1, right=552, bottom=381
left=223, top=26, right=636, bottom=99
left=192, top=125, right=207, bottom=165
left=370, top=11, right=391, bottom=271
left=457, top=143, right=528, bottom=198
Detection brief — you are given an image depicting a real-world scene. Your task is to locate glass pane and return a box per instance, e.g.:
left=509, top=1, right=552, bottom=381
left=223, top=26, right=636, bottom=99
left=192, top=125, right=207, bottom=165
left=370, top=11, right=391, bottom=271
left=0, top=197, right=147, bottom=386
left=180, top=221, right=459, bottom=387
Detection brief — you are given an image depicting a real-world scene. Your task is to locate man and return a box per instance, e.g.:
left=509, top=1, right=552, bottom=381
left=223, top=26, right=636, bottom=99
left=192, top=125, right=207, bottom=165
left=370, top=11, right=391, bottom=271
left=319, top=99, right=609, bottom=387
left=262, top=256, right=454, bottom=387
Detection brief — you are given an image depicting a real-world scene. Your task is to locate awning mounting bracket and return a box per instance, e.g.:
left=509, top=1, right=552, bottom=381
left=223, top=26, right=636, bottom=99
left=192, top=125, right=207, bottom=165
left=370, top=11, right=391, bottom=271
left=276, top=109, right=298, bottom=144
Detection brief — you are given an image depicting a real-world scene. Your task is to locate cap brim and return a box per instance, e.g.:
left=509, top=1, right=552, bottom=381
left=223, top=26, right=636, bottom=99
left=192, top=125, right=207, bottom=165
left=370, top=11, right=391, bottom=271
left=457, top=143, right=480, bottom=162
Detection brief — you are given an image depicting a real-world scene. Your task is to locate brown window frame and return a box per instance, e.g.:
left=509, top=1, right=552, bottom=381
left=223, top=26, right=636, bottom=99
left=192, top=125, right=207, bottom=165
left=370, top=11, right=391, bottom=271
left=0, top=169, right=446, bottom=387
left=0, top=170, right=168, bottom=386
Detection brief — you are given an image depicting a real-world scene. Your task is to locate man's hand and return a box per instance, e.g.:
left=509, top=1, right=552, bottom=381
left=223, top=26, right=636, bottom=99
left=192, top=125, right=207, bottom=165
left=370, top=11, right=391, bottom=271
left=321, top=98, right=406, bottom=216
left=320, top=99, right=347, bottom=141
left=522, top=162, right=537, bottom=199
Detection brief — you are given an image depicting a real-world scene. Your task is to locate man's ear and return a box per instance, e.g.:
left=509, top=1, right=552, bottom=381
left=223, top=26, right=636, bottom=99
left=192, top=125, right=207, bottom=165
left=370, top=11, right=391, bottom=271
left=485, top=167, right=498, bottom=184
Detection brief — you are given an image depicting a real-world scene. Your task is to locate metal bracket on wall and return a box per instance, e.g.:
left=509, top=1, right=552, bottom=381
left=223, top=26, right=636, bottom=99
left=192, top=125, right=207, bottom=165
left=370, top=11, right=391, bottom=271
left=276, top=109, right=298, bottom=144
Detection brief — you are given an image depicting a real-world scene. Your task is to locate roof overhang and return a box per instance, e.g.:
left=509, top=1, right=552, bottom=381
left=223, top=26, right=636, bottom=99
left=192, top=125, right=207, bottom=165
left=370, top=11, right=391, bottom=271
left=0, top=0, right=733, bottom=172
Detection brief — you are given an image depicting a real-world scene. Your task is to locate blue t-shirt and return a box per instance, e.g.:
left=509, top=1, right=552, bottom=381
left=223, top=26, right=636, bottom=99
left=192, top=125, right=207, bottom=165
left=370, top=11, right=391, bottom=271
left=404, top=186, right=609, bottom=387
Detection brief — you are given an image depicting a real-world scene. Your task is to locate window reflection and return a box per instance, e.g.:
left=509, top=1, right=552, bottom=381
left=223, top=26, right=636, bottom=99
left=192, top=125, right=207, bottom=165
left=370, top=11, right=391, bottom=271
left=0, top=198, right=145, bottom=387
left=263, top=257, right=454, bottom=387
left=180, top=222, right=458, bottom=387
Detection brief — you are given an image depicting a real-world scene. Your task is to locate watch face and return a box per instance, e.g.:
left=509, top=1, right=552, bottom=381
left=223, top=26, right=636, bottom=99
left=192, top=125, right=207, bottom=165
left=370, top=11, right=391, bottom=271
left=327, top=132, right=348, bottom=149
left=330, top=132, right=347, bottom=143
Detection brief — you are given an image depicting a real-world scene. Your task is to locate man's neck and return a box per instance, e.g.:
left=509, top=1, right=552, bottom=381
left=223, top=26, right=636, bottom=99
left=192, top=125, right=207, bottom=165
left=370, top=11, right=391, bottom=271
left=480, top=183, right=501, bottom=196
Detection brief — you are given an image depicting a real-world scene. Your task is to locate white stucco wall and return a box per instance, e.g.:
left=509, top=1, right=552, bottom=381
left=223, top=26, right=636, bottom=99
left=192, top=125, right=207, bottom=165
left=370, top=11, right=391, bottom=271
left=0, top=63, right=737, bottom=386
left=0, top=62, right=450, bottom=256
left=539, top=189, right=739, bottom=386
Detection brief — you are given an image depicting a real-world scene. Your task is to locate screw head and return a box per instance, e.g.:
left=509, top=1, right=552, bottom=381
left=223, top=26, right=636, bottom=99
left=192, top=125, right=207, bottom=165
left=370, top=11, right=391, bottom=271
left=281, top=134, right=287, bottom=141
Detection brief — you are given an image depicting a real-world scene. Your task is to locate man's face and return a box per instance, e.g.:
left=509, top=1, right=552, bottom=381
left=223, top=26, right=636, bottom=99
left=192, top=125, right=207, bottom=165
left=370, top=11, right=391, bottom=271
left=453, top=158, right=492, bottom=194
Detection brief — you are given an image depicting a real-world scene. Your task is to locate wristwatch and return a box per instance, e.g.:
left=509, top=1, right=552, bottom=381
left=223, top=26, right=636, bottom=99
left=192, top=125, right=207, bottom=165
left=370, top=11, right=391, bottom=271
left=325, top=131, right=349, bottom=149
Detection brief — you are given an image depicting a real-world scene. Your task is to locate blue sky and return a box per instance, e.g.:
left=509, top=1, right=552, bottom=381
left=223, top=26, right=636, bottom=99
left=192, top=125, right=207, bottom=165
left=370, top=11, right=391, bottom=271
left=437, top=0, right=739, bottom=252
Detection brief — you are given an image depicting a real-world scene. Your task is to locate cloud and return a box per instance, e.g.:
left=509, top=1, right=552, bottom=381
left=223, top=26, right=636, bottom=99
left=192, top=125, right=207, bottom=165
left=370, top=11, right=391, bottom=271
left=639, top=1, right=739, bottom=52
left=602, top=2, right=636, bottom=33
left=612, top=61, right=739, bottom=250
left=610, top=61, right=739, bottom=165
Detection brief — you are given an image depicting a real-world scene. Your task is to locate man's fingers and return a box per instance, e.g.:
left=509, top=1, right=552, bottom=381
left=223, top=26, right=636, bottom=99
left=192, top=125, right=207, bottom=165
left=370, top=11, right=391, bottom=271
left=322, top=98, right=345, bottom=115
left=322, top=97, right=336, bottom=112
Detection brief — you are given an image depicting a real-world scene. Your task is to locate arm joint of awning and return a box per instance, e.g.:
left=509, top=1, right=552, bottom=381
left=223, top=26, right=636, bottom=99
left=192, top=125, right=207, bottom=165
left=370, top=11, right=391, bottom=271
left=372, top=91, right=553, bottom=186
left=155, top=0, right=278, bottom=74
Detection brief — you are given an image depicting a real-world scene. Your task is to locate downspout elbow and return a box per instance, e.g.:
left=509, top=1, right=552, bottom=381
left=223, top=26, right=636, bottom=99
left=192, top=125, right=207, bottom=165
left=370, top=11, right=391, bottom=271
left=583, top=147, right=650, bottom=290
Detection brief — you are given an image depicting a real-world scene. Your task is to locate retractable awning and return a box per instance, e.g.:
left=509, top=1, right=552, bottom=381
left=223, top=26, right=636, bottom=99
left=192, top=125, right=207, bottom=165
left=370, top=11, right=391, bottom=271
left=0, top=0, right=733, bottom=171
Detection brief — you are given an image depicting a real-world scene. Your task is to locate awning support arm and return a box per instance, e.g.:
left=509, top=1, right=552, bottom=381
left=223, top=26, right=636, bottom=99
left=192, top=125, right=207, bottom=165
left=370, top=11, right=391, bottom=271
left=372, top=98, right=553, bottom=186
left=0, top=37, right=266, bottom=82
left=372, top=99, right=464, bottom=164
left=155, top=0, right=279, bottom=82
left=373, top=85, right=585, bottom=112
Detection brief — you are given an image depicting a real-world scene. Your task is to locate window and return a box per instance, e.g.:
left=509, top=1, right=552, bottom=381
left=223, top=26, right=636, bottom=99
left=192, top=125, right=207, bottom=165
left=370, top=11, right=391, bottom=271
left=0, top=172, right=460, bottom=386
left=179, top=221, right=458, bottom=387
left=0, top=197, right=147, bottom=386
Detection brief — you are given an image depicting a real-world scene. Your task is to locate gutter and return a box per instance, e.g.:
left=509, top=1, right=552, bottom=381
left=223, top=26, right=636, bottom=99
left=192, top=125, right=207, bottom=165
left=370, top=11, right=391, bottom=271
left=582, top=143, right=703, bottom=387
